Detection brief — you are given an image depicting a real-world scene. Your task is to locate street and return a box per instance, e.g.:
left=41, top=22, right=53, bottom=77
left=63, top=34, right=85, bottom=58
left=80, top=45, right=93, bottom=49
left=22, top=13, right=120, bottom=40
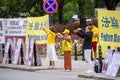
left=0, top=68, right=94, bottom=80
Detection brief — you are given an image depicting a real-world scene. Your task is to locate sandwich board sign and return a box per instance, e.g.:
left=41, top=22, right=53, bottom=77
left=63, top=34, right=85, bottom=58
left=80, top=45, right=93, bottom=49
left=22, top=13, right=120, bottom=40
left=2, top=39, right=12, bottom=64
left=26, top=38, right=34, bottom=66
left=12, top=39, right=22, bottom=64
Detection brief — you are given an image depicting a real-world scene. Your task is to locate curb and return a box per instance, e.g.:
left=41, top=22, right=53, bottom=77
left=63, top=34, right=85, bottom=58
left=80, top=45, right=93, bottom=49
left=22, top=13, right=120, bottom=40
left=78, top=74, right=115, bottom=80
left=0, top=64, right=61, bottom=72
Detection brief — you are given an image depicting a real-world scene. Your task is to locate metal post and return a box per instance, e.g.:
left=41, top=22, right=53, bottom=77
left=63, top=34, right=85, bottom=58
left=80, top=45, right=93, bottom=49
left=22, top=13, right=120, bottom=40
left=49, top=14, right=53, bottom=28
left=33, top=42, right=37, bottom=66
left=82, top=48, right=85, bottom=61
left=20, top=44, right=24, bottom=65
left=8, top=45, right=11, bottom=64
left=98, top=45, right=103, bottom=73
left=74, top=43, right=78, bottom=60
left=2, top=44, right=4, bottom=57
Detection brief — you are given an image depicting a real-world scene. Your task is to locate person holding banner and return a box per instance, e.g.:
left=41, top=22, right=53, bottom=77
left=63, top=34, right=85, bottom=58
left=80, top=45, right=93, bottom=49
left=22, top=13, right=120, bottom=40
left=43, top=27, right=58, bottom=69
left=74, top=27, right=93, bottom=73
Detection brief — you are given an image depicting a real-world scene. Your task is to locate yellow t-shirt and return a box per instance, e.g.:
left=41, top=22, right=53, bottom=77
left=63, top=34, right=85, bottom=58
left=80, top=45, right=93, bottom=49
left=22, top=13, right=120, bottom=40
left=92, top=26, right=99, bottom=42
left=61, top=39, right=72, bottom=52
left=44, top=29, right=56, bottom=44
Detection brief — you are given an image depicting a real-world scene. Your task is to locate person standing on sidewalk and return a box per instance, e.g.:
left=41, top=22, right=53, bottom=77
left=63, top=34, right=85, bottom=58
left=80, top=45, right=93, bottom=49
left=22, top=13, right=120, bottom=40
left=74, top=27, right=93, bottom=73
left=43, top=27, right=58, bottom=69
left=61, top=29, right=72, bottom=71
left=90, top=22, right=99, bottom=62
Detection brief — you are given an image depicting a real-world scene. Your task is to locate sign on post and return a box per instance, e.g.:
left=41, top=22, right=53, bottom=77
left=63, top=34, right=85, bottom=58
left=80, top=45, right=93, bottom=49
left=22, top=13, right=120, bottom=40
left=43, top=0, right=58, bottom=14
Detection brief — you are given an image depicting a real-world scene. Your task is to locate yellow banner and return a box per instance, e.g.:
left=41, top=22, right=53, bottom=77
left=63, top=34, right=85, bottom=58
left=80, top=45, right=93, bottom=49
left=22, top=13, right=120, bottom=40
left=98, top=9, right=120, bottom=57
left=26, top=15, right=49, bottom=44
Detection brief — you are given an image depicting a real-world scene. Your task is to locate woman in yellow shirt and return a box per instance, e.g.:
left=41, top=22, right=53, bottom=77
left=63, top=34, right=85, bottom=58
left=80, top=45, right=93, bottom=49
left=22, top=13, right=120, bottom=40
left=43, top=28, right=58, bottom=69
left=62, top=29, right=72, bottom=71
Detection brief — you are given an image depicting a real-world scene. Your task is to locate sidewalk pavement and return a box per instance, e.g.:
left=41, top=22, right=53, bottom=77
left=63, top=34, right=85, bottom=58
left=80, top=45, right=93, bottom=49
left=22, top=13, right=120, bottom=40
left=0, top=56, right=119, bottom=80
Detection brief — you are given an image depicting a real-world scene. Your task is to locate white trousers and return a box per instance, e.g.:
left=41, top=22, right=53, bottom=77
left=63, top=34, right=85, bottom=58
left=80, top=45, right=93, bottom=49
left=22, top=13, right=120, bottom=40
left=46, top=44, right=57, bottom=61
left=84, top=49, right=93, bottom=71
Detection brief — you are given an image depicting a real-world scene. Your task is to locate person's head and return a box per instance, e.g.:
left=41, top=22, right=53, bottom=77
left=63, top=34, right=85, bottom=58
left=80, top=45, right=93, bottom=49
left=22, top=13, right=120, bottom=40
left=50, top=26, right=56, bottom=32
left=88, top=22, right=94, bottom=29
left=85, top=26, right=92, bottom=32
left=62, top=29, right=70, bottom=36
left=86, top=19, right=92, bottom=26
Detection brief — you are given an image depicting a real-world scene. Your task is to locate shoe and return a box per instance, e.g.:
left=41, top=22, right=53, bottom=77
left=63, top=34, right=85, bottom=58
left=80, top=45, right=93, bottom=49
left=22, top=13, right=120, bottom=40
left=102, top=70, right=106, bottom=73
left=85, top=70, right=93, bottom=73
left=66, top=69, right=70, bottom=72
left=51, top=66, right=55, bottom=69
left=94, top=58, right=98, bottom=62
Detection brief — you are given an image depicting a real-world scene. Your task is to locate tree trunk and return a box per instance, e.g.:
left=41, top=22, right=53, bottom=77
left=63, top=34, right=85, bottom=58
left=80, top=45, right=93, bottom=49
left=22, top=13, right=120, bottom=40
left=57, top=0, right=64, bottom=24
left=78, top=0, right=86, bottom=29
left=104, top=0, right=120, bottom=10
left=95, top=0, right=104, bottom=8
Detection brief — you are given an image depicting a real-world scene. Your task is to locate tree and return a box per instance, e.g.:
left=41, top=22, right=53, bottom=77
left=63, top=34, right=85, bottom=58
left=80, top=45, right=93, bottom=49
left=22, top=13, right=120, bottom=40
left=94, top=0, right=104, bottom=8
left=104, top=0, right=120, bottom=10
left=0, top=0, right=45, bottom=18
left=57, top=0, right=65, bottom=24
left=78, top=0, right=95, bottom=29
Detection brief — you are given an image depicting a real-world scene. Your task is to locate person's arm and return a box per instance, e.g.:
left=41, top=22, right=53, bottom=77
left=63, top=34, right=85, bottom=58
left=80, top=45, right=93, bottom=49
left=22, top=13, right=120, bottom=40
left=43, top=28, right=55, bottom=35
left=77, top=30, right=85, bottom=38
left=64, top=35, right=71, bottom=42
left=84, top=32, right=93, bottom=38
left=56, top=33, right=63, bottom=38
left=93, top=27, right=98, bottom=37
left=43, top=28, right=49, bottom=34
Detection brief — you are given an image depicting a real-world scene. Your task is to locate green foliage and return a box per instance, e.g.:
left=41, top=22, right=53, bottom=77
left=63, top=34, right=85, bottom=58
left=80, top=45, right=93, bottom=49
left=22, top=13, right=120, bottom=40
left=83, top=0, right=95, bottom=18
left=54, top=0, right=95, bottom=24
left=117, top=2, right=120, bottom=6
left=63, top=2, right=78, bottom=23
left=0, top=0, right=45, bottom=18
left=53, top=1, right=78, bottom=24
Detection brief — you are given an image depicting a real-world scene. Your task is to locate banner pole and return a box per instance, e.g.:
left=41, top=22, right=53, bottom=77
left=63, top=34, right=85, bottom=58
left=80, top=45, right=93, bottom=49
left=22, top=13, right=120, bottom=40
left=33, top=42, right=37, bottom=66
left=8, top=45, right=11, bottom=64
left=20, top=44, right=24, bottom=65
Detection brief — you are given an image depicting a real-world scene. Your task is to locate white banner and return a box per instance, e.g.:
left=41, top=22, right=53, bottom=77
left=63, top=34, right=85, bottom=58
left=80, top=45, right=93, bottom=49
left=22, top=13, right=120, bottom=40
left=13, top=39, right=23, bottom=64
left=0, top=19, right=5, bottom=43
left=3, top=18, right=26, bottom=36
left=2, top=39, right=12, bottom=64
left=26, top=38, right=34, bottom=66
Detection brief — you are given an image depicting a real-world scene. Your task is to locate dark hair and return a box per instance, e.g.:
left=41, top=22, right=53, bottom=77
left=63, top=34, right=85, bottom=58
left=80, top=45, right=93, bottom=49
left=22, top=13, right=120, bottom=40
left=107, top=46, right=111, bottom=49
left=50, top=27, right=56, bottom=32
left=88, top=22, right=93, bottom=26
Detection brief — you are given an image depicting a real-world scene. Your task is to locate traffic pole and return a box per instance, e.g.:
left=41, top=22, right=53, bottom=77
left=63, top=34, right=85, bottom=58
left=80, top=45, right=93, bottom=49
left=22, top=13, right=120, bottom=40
left=49, top=14, right=53, bottom=28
